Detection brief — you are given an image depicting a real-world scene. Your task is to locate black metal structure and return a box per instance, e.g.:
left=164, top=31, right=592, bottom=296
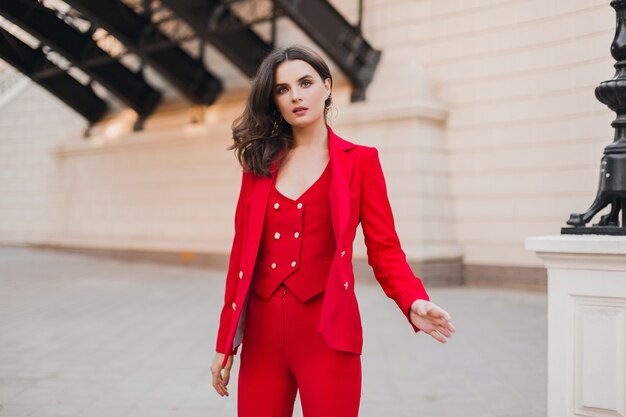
left=273, top=0, right=381, bottom=102
left=563, top=0, right=626, bottom=235
left=0, top=26, right=107, bottom=123
left=62, top=0, right=222, bottom=106
left=158, top=0, right=273, bottom=78
left=0, top=0, right=161, bottom=127
left=0, top=0, right=381, bottom=125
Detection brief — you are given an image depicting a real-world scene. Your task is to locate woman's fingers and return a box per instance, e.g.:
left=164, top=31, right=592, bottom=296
left=222, top=367, right=231, bottom=389
left=211, top=366, right=230, bottom=397
left=416, top=301, right=452, bottom=322
left=211, top=367, right=221, bottom=395
left=211, top=353, right=234, bottom=397
left=435, top=317, right=456, bottom=332
left=429, top=306, right=455, bottom=335
left=410, top=300, right=456, bottom=343
left=446, top=321, right=456, bottom=333
left=430, top=305, right=451, bottom=321
left=428, top=329, right=447, bottom=343
left=218, top=373, right=230, bottom=396
left=220, top=367, right=231, bottom=396
left=436, top=325, right=453, bottom=338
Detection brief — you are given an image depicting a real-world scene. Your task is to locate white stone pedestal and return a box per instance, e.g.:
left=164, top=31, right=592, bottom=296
left=525, top=235, right=626, bottom=417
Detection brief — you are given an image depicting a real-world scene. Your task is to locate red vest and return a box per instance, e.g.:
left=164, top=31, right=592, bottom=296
left=253, top=160, right=335, bottom=303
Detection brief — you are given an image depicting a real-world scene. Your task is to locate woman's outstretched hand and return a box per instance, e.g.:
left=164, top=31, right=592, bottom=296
left=409, top=299, right=456, bottom=343
left=211, top=352, right=234, bottom=397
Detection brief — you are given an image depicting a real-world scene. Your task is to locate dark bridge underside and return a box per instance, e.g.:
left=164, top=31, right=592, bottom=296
left=0, top=0, right=161, bottom=119
left=0, top=0, right=381, bottom=125
left=0, top=25, right=107, bottom=123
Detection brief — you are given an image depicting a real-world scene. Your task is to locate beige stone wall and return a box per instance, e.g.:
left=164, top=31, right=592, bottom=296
left=0, top=80, right=84, bottom=244
left=0, top=86, right=250, bottom=255
left=0, top=0, right=617, bottom=274
left=387, top=0, right=614, bottom=267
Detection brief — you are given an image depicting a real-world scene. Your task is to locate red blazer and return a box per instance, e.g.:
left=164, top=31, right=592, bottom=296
left=215, top=124, right=430, bottom=368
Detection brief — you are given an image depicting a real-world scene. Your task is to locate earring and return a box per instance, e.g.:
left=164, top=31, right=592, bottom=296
left=325, top=102, right=337, bottom=122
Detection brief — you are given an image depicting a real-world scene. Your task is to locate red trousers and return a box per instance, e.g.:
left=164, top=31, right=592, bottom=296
left=238, top=283, right=362, bottom=417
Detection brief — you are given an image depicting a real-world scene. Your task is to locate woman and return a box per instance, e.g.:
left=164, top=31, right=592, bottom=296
left=211, top=45, right=455, bottom=417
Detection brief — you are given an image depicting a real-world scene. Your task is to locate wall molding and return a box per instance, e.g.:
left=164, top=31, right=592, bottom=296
left=16, top=243, right=546, bottom=292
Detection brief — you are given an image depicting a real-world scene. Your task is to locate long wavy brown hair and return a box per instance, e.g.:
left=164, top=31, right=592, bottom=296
left=228, top=45, right=333, bottom=177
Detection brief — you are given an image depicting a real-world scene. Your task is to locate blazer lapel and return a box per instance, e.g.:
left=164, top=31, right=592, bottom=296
left=328, top=125, right=355, bottom=249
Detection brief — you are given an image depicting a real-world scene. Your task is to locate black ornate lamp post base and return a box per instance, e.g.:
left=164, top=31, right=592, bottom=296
left=563, top=155, right=626, bottom=235
left=562, top=226, right=626, bottom=235
left=562, top=0, right=626, bottom=235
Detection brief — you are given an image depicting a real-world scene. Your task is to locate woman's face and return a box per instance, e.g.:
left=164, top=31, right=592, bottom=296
left=273, top=59, right=331, bottom=129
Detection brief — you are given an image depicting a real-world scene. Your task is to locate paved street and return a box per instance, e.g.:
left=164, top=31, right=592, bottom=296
left=0, top=246, right=547, bottom=417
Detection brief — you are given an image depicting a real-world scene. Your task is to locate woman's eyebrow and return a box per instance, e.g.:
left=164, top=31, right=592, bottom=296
left=275, top=75, right=313, bottom=87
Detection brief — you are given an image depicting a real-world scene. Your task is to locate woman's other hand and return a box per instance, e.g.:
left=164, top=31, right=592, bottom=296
left=211, top=352, right=234, bottom=396
left=409, top=299, right=456, bottom=343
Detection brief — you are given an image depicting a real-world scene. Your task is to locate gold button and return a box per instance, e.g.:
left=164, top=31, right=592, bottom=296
left=274, top=232, right=280, bottom=239
left=294, top=232, right=300, bottom=238
left=341, top=250, right=346, bottom=257
left=238, top=270, right=243, bottom=279
left=274, top=202, right=280, bottom=209
left=271, top=262, right=277, bottom=269
left=344, top=281, right=348, bottom=290
left=232, top=302, right=237, bottom=310
left=291, top=261, right=296, bottom=267
left=297, top=203, right=303, bottom=209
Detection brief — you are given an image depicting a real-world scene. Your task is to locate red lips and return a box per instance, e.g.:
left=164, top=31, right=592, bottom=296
left=292, top=106, right=308, bottom=113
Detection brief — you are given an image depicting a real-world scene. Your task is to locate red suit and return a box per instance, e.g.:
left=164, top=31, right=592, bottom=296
left=215, top=124, right=430, bottom=415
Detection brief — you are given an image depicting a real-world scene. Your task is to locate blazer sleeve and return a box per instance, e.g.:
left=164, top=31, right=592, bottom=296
left=359, top=147, right=430, bottom=333
left=215, top=170, right=248, bottom=355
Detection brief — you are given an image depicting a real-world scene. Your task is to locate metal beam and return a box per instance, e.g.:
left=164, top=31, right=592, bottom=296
left=0, top=27, right=107, bottom=123
left=63, top=0, right=222, bottom=105
left=0, top=0, right=161, bottom=119
left=159, top=0, right=272, bottom=78
left=273, top=0, right=381, bottom=102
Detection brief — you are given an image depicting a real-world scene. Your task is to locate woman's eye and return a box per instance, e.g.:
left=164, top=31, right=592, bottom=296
left=277, top=87, right=287, bottom=94
left=302, top=80, right=311, bottom=87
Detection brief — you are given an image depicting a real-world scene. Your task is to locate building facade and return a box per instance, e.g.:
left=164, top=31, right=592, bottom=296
left=0, top=0, right=614, bottom=290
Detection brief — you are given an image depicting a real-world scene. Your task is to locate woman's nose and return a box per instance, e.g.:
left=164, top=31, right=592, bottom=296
left=291, top=89, right=302, bottom=102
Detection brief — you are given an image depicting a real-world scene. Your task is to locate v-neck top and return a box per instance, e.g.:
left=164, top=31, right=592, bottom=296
left=273, top=160, right=331, bottom=202
left=252, top=160, right=336, bottom=303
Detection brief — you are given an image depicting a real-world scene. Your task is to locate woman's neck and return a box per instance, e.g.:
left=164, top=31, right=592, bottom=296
left=291, top=120, right=328, bottom=150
